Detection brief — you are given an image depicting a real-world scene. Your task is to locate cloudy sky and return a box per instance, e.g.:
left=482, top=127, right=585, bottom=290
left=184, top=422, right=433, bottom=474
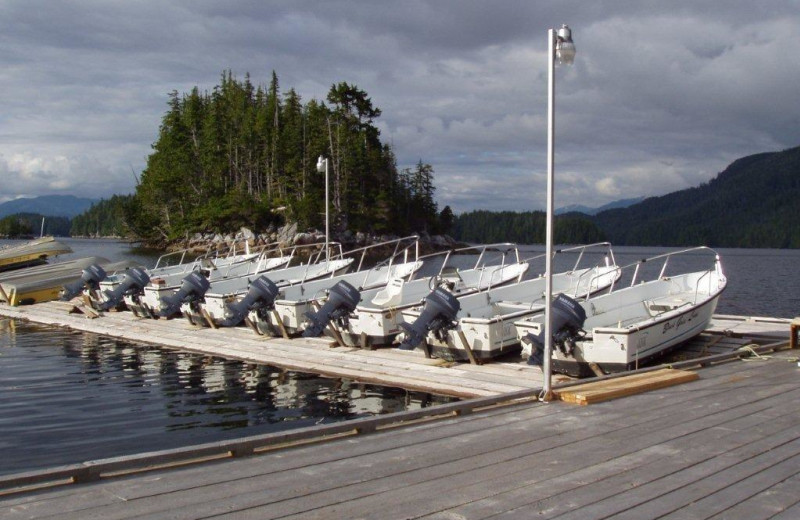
left=2, top=1, right=799, bottom=213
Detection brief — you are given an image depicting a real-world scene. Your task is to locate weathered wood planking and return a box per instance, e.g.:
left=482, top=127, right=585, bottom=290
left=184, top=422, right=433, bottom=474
left=0, top=301, right=543, bottom=398
left=708, top=314, right=793, bottom=339
left=2, top=349, right=798, bottom=519
left=555, top=368, right=699, bottom=405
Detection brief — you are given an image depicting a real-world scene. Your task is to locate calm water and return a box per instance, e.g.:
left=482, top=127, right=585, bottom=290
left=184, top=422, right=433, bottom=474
left=1, top=238, right=798, bottom=475
left=0, top=320, right=454, bottom=476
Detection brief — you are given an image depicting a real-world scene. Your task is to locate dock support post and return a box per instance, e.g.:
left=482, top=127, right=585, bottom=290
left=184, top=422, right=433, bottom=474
left=791, top=318, right=800, bottom=349
left=271, top=310, right=290, bottom=339
left=201, top=309, right=218, bottom=329
left=456, top=330, right=481, bottom=365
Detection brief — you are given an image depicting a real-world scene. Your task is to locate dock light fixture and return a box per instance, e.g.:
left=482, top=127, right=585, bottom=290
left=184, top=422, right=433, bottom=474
left=316, top=155, right=330, bottom=262
left=542, top=24, right=576, bottom=402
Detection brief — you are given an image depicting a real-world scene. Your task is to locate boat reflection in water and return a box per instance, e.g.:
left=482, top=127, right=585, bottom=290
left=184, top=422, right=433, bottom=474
left=0, top=320, right=456, bottom=476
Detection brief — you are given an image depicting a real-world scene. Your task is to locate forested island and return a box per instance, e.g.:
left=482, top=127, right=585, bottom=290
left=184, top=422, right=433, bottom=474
left=123, top=71, right=449, bottom=246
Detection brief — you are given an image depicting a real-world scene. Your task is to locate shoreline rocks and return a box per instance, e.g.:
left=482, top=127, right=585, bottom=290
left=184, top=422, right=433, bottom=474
left=167, top=225, right=462, bottom=257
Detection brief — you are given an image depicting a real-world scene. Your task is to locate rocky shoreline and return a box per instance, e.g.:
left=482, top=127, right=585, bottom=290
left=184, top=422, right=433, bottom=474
left=168, top=224, right=462, bottom=258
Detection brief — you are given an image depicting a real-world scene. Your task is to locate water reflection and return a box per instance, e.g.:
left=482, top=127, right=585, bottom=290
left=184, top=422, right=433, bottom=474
left=0, top=320, right=456, bottom=475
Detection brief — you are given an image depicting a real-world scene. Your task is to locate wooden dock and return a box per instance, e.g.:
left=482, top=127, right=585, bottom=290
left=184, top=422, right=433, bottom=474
left=0, top=301, right=554, bottom=398
left=0, top=302, right=792, bottom=400
left=1, top=340, right=798, bottom=518
left=1, top=301, right=798, bottom=517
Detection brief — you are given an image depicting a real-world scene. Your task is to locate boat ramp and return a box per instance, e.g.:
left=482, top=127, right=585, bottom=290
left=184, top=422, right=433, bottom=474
left=0, top=301, right=798, bottom=518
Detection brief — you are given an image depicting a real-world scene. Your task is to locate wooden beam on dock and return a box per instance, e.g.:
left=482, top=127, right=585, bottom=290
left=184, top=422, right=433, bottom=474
left=555, top=368, right=699, bottom=405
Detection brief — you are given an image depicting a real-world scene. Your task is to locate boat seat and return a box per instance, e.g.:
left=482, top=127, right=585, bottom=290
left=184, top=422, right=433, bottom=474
left=371, top=277, right=405, bottom=307
left=494, top=300, right=536, bottom=311
left=645, top=297, right=691, bottom=316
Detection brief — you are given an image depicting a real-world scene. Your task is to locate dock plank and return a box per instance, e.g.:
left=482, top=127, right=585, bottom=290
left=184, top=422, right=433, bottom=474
left=2, top=352, right=799, bottom=519
left=65, top=362, right=795, bottom=519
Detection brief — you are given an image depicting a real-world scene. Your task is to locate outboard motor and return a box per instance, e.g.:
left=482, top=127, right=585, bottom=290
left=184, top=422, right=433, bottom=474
left=302, top=280, right=361, bottom=337
left=397, top=287, right=460, bottom=351
left=220, top=276, right=280, bottom=327
left=158, top=271, right=211, bottom=317
left=96, top=268, right=151, bottom=311
left=522, top=293, right=586, bottom=366
left=61, top=264, right=108, bottom=300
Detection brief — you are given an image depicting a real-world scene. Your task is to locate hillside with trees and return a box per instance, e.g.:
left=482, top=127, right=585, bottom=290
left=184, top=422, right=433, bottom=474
left=70, top=195, right=133, bottom=237
left=126, top=71, right=442, bottom=245
left=593, top=145, right=800, bottom=248
left=0, top=214, right=71, bottom=237
left=452, top=210, right=606, bottom=245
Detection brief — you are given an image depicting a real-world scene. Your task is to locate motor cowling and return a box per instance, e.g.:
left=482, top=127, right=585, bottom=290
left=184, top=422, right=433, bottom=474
left=302, top=280, right=361, bottom=337
left=158, top=271, right=211, bottom=317
left=397, top=287, right=460, bottom=351
left=97, top=268, right=151, bottom=311
left=522, top=293, right=586, bottom=366
left=220, top=276, right=280, bottom=327
left=61, top=264, right=108, bottom=300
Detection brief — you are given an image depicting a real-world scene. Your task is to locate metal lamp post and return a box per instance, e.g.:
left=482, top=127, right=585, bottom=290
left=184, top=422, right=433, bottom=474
left=316, top=155, right=330, bottom=262
left=542, top=24, right=576, bottom=401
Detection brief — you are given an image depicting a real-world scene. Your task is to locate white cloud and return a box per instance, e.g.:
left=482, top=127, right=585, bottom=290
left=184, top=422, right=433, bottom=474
left=0, top=1, right=798, bottom=214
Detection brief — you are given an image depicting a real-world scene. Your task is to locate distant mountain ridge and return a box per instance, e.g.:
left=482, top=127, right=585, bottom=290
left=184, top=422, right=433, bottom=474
left=0, top=195, right=99, bottom=218
left=556, top=197, right=644, bottom=216
left=593, top=145, right=800, bottom=248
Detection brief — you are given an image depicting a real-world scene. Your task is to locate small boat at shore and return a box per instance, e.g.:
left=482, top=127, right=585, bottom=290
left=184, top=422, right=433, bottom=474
left=514, top=246, right=727, bottom=377
left=397, top=243, right=621, bottom=362
left=0, top=256, right=142, bottom=306
left=0, top=237, right=72, bottom=272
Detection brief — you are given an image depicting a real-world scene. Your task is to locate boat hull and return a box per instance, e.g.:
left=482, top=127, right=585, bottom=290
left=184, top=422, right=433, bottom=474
left=515, top=257, right=727, bottom=377
left=403, top=263, right=620, bottom=361
left=337, top=261, right=531, bottom=348
left=551, top=293, right=721, bottom=377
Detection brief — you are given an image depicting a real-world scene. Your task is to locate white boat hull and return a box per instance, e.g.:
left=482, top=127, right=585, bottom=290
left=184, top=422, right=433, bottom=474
left=514, top=252, right=727, bottom=377
left=185, top=258, right=356, bottom=326
left=337, top=261, right=530, bottom=348
left=410, top=264, right=620, bottom=361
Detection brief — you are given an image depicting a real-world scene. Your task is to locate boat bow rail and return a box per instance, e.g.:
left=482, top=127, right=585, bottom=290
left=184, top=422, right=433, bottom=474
left=599, top=246, right=726, bottom=304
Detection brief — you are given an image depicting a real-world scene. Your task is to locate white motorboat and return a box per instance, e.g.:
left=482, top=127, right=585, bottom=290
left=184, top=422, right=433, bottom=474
left=514, top=246, right=727, bottom=377
left=188, top=236, right=422, bottom=330
left=122, top=243, right=307, bottom=318
left=398, top=243, right=621, bottom=362
left=90, top=241, right=284, bottom=311
left=239, top=236, right=423, bottom=335
left=323, top=243, right=531, bottom=348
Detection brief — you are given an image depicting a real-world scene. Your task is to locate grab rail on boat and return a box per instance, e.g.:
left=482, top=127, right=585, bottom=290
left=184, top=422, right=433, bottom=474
left=588, top=246, right=721, bottom=302
left=346, top=235, right=421, bottom=289
left=415, top=242, right=526, bottom=287
left=521, top=242, right=616, bottom=277
left=575, top=264, right=623, bottom=301
left=692, top=254, right=725, bottom=304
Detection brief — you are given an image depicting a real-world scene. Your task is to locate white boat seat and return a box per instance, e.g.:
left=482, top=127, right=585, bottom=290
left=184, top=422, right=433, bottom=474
left=371, top=277, right=405, bottom=307
left=645, top=297, right=691, bottom=316
left=494, top=300, right=536, bottom=311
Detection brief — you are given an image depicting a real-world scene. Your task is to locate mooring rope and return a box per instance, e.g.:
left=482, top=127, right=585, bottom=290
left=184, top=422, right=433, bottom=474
left=738, top=344, right=799, bottom=363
